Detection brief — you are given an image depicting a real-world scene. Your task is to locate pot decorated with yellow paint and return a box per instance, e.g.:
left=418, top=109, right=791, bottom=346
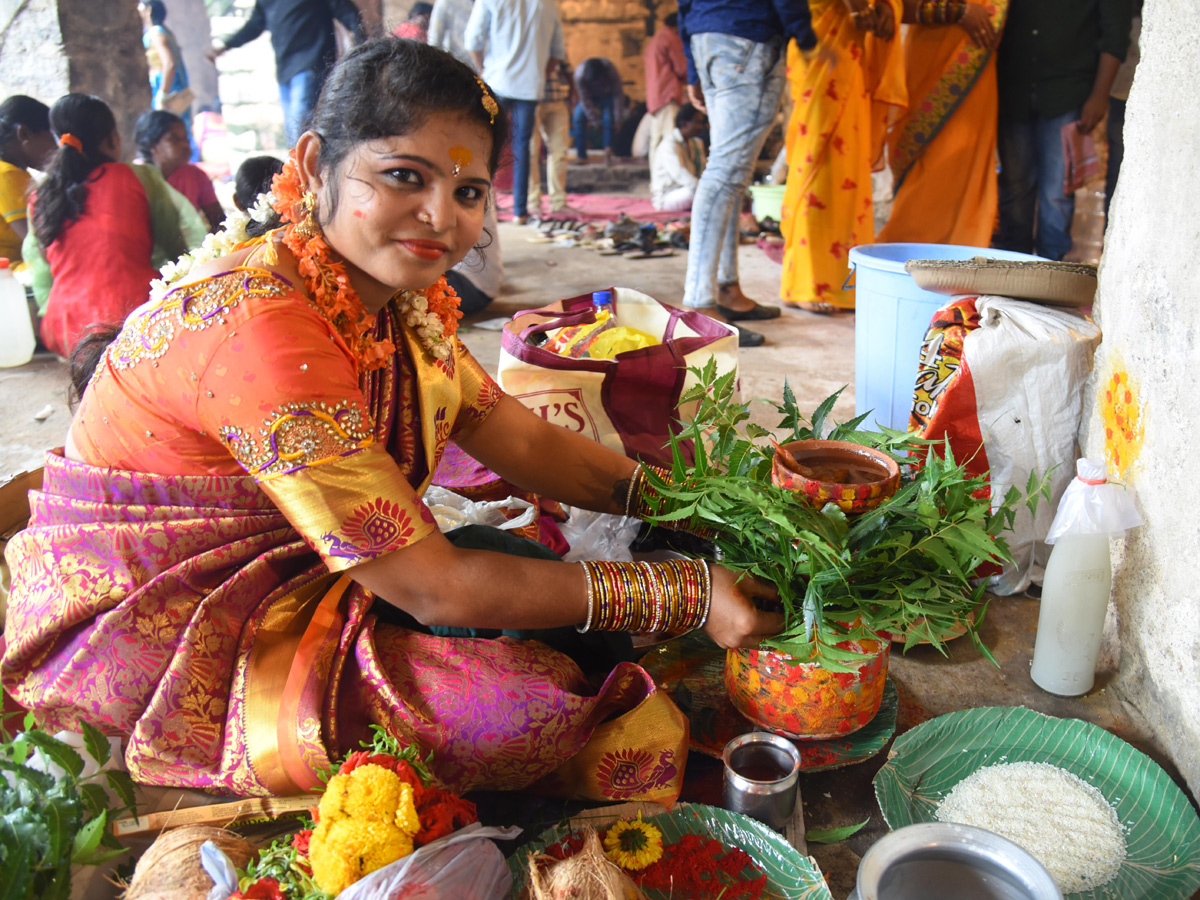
left=724, top=638, right=890, bottom=740
left=772, top=439, right=901, bottom=515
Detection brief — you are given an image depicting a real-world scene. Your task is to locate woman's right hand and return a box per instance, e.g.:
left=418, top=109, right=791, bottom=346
left=958, top=4, right=997, bottom=49
left=703, top=565, right=785, bottom=649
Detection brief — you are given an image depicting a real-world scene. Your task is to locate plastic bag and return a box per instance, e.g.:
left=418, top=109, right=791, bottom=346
left=334, top=823, right=521, bottom=900
left=559, top=506, right=641, bottom=562
left=423, top=485, right=537, bottom=533
left=1045, top=458, right=1143, bottom=542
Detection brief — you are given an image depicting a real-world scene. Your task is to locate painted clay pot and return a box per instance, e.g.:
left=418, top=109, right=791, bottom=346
left=724, top=638, right=890, bottom=740
left=772, top=439, right=901, bottom=515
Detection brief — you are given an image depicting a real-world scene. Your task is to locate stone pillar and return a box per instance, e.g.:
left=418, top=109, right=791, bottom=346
left=1083, top=0, right=1200, bottom=799
left=58, top=0, right=152, bottom=155
left=0, top=0, right=150, bottom=159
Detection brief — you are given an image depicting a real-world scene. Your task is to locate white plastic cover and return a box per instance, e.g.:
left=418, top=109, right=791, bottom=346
left=1045, top=458, right=1144, bottom=543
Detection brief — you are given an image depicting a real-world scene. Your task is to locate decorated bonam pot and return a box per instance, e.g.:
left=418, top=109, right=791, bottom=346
left=724, top=638, right=890, bottom=740
left=772, top=439, right=901, bottom=515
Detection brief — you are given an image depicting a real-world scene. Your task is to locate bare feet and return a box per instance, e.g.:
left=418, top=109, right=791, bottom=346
left=785, top=300, right=839, bottom=315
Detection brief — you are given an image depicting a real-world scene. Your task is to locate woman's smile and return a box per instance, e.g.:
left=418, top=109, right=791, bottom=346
left=397, top=238, right=450, bottom=261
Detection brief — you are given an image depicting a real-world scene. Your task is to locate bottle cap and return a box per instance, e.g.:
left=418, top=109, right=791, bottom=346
left=0, top=258, right=9, bottom=270
left=592, top=289, right=613, bottom=306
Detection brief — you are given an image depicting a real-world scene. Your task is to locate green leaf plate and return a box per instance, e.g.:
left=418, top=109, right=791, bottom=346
left=874, top=706, right=1200, bottom=900
left=507, top=802, right=833, bottom=900
left=640, top=631, right=897, bottom=769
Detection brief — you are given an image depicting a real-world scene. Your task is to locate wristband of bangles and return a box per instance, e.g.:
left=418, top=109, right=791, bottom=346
left=577, top=558, right=712, bottom=634
left=916, top=0, right=967, bottom=24
left=623, top=462, right=717, bottom=538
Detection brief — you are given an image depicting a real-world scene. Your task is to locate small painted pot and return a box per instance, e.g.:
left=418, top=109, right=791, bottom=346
left=725, top=638, right=891, bottom=740
left=772, top=439, right=901, bottom=515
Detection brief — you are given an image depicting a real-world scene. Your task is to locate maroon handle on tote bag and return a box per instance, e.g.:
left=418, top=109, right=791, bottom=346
left=501, top=289, right=735, bottom=465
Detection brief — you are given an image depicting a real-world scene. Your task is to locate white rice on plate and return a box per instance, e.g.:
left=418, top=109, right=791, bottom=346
left=935, top=761, right=1126, bottom=894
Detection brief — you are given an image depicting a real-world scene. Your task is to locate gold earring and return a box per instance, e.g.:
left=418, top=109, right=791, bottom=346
left=295, top=190, right=321, bottom=240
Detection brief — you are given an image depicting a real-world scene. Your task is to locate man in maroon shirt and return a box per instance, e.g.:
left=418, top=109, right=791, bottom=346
left=643, top=12, right=688, bottom=167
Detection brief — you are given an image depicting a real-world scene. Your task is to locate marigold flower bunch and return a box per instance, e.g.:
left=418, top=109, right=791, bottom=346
left=232, top=728, right=478, bottom=899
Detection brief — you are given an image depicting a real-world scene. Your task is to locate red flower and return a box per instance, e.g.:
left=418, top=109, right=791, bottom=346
left=233, top=878, right=285, bottom=900
left=414, top=783, right=478, bottom=846
left=291, top=828, right=312, bottom=856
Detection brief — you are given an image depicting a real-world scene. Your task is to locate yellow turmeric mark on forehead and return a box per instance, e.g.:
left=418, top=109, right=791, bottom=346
left=448, top=145, right=473, bottom=174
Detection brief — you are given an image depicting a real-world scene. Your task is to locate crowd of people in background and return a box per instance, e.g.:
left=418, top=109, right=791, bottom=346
left=0, top=0, right=1137, bottom=363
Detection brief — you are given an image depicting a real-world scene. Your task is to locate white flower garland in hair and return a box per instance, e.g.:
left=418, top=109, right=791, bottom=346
left=149, top=208, right=252, bottom=295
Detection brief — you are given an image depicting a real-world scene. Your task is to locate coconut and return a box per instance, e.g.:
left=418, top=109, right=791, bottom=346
left=122, top=825, right=256, bottom=900
left=528, top=827, right=646, bottom=900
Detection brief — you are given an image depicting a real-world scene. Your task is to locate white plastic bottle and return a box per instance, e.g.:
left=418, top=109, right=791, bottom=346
left=0, top=258, right=35, bottom=367
left=1030, top=458, right=1142, bottom=696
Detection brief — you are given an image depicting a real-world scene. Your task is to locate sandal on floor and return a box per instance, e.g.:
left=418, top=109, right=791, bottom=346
left=785, top=301, right=839, bottom=315
left=715, top=301, right=782, bottom=322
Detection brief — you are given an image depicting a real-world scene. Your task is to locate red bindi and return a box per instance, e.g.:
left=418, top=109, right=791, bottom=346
left=352, top=209, right=366, bottom=218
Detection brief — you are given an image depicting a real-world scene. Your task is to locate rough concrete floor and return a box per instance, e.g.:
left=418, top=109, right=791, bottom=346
left=1, top=187, right=1193, bottom=898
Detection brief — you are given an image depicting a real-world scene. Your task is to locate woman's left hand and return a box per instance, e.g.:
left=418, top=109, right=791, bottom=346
left=958, top=3, right=997, bottom=49
left=872, top=2, right=896, bottom=40
left=703, top=566, right=785, bottom=649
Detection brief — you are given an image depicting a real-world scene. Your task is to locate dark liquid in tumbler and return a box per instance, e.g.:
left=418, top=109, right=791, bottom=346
left=729, top=744, right=793, bottom=782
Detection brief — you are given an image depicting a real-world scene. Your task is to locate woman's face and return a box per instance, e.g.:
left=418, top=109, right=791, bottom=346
left=151, top=122, right=190, bottom=175
left=304, top=111, right=493, bottom=313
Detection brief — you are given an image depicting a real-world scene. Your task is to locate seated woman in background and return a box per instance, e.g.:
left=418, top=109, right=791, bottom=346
left=23, top=94, right=207, bottom=357
left=135, top=109, right=225, bottom=230
left=233, top=154, right=284, bottom=212
left=2, top=39, right=778, bottom=803
left=0, top=95, right=56, bottom=266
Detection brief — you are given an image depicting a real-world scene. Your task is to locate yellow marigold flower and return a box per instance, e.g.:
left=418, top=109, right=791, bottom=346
left=309, top=817, right=414, bottom=894
left=394, top=781, right=420, bottom=836
left=317, top=772, right=352, bottom=824
left=342, top=763, right=402, bottom=822
left=603, top=813, right=663, bottom=871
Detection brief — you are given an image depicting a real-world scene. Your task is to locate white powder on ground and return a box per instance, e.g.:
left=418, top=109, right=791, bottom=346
left=935, top=761, right=1126, bottom=894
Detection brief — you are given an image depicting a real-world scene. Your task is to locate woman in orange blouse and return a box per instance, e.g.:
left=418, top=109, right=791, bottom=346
left=2, top=39, right=778, bottom=803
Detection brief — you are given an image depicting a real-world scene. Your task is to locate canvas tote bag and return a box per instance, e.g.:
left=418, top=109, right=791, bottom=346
left=498, top=287, right=738, bottom=466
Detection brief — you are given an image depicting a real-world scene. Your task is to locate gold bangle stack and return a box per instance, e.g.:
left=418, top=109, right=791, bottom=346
left=624, top=463, right=716, bottom=538
left=916, top=0, right=966, bottom=24
left=576, top=559, right=712, bottom=635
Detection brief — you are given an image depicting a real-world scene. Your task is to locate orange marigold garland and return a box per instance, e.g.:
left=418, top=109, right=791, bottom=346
left=270, top=154, right=463, bottom=368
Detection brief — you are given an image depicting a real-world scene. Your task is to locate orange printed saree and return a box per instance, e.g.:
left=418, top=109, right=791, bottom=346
left=780, top=0, right=906, bottom=310
left=877, top=1, right=1009, bottom=245
left=1, top=258, right=686, bottom=804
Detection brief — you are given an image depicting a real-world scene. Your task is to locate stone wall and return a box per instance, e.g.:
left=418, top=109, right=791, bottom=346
left=1085, top=0, right=1200, bottom=798
left=0, top=0, right=69, bottom=107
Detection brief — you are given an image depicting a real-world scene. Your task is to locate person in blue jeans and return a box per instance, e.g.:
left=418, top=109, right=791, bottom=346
left=466, top=0, right=565, bottom=224
left=208, top=0, right=365, bottom=147
left=678, top=0, right=815, bottom=347
left=994, top=0, right=1131, bottom=261
left=571, top=58, right=625, bottom=165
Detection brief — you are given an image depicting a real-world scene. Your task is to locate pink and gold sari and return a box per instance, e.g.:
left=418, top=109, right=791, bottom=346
left=1, top=264, right=686, bottom=804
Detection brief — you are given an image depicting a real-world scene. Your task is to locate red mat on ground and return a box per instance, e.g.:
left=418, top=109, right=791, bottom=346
left=495, top=191, right=685, bottom=224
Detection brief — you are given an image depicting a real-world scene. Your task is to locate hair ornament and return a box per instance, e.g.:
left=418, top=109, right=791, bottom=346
left=59, top=133, right=83, bottom=152
left=474, top=76, right=499, bottom=125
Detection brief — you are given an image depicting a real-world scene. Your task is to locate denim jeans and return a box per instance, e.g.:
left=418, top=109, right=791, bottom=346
left=996, top=107, right=1080, bottom=261
left=1105, top=96, right=1126, bottom=219
left=501, top=97, right=538, bottom=217
left=278, top=68, right=323, bottom=147
left=571, top=99, right=614, bottom=159
left=683, top=33, right=785, bottom=308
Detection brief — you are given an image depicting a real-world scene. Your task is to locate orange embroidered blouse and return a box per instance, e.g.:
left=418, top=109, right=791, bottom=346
left=71, top=265, right=503, bottom=571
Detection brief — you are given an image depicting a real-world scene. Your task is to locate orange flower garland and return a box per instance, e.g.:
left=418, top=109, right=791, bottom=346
left=270, top=154, right=463, bottom=369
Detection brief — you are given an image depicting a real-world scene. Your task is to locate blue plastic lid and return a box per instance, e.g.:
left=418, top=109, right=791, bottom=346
left=592, top=289, right=613, bottom=307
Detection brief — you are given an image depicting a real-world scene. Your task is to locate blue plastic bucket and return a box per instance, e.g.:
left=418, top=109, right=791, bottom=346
left=848, top=243, right=1042, bottom=431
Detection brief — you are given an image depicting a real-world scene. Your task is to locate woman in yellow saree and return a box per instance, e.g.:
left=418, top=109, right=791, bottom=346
left=779, top=0, right=906, bottom=313
left=877, top=1, right=1005, bottom=246
left=1, top=39, right=780, bottom=805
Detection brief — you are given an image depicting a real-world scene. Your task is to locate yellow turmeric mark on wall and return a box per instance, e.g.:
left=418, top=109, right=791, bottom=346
left=1100, top=360, right=1145, bottom=478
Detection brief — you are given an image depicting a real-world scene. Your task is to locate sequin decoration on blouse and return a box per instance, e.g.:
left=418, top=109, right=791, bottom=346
left=97, top=269, right=292, bottom=378
left=221, top=399, right=376, bottom=479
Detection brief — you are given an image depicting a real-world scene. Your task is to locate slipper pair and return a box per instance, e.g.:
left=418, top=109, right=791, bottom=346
left=715, top=301, right=782, bottom=322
